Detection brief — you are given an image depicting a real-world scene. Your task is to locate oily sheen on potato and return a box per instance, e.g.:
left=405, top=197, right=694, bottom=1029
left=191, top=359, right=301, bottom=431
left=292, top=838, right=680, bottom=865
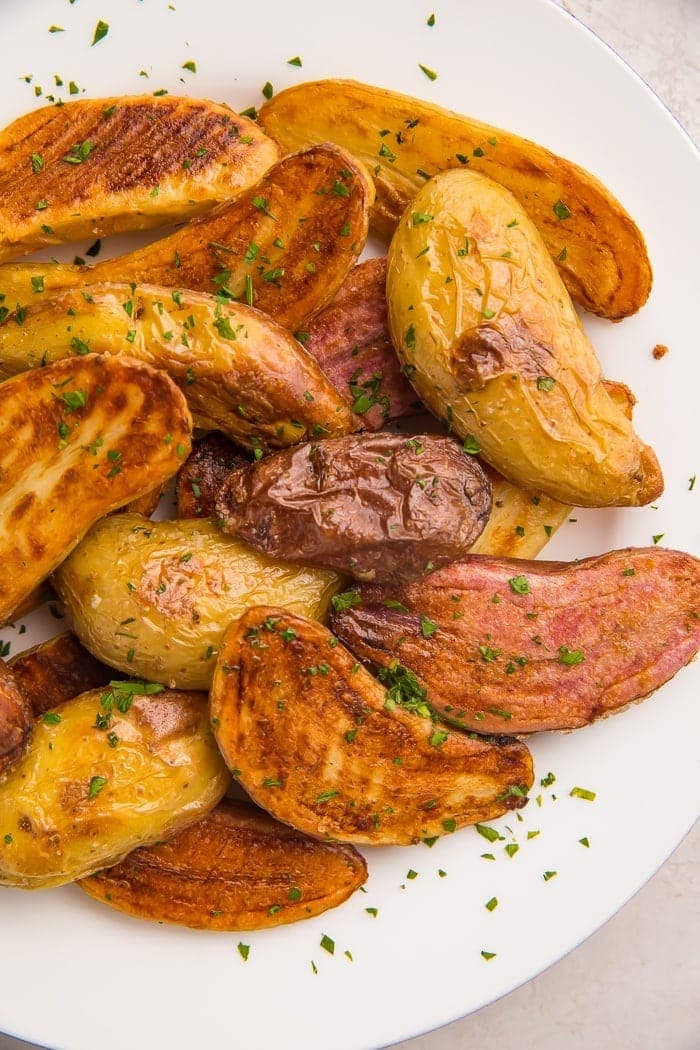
left=0, top=687, right=229, bottom=888
left=209, top=608, right=534, bottom=845
left=53, top=515, right=341, bottom=689
left=387, top=169, right=662, bottom=508
left=215, top=433, right=492, bottom=582
left=259, top=79, right=651, bottom=319
left=331, top=548, right=700, bottom=734
left=79, top=799, right=367, bottom=930
left=0, top=95, right=279, bottom=263
left=0, top=354, right=191, bottom=624
left=0, top=145, right=374, bottom=331
left=0, top=283, right=356, bottom=449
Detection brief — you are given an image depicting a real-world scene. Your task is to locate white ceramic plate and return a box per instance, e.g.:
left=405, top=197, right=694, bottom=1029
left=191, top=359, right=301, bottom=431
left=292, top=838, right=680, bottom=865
left=0, top=1, right=698, bottom=1048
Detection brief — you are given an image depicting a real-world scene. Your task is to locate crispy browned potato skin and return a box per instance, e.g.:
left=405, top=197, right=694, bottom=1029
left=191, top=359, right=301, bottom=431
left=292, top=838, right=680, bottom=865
left=9, top=633, right=112, bottom=718
left=0, top=354, right=191, bottom=624
left=331, top=548, right=700, bottom=734
left=0, top=146, right=374, bottom=332
left=0, top=282, right=357, bottom=448
left=260, top=79, right=651, bottom=319
left=0, top=96, right=279, bottom=262
left=216, top=433, right=492, bottom=582
left=210, top=608, right=533, bottom=845
left=78, top=799, right=367, bottom=930
left=387, top=170, right=662, bottom=508
left=176, top=434, right=250, bottom=518
left=0, top=662, right=32, bottom=781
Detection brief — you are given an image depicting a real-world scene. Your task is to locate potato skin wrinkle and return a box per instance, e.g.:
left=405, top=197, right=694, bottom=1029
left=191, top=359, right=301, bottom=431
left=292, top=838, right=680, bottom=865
left=331, top=548, right=700, bottom=734
left=0, top=145, right=374, bottom=332
left=0, top=96, right=279, bottom=262
left=79, top=799, right=367, bottom=930
left=216, top=433, right=492, bottom=583
left=260, top=79, right=651, bottom=319
left=210, top=607, right=534, bottom=846
left=387, top=170, right=662, bottom=508
left=53, top=515, right=341, bottom=690
left=0, top=688, right=230, bottom=888
left=0, top=354, right=191, bottom=624
left=0, top=283, right=356, bottom=449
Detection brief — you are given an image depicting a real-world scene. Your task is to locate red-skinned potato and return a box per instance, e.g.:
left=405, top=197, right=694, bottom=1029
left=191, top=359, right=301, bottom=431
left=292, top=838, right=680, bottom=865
left=210, top=607, right=534, bottom=845
left=176, top=434, right=250, bottom=519
left=331, top=548, right=700, bottom=734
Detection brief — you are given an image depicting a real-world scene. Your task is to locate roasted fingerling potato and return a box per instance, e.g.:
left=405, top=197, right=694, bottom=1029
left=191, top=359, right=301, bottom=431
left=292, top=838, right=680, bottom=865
left=0, top=662, right=32, bottom=781
left=79, top=799, right=368, bottom=930
left=0, top=354, right=191, bottom=624
left=0, top=145, right=374, bottom=331
left=387, top=170, right=662, bottom=508
left=260, top=79, right=651, bottom=319
left=0, top=96, right=279, bottom=262
left=9, top=633, right=113, bottom=718
left=176, top=434, right=250, bottom=518
left=210, top=607, right=534, bottom=846
left=331, top=548, right=700, bottom=734
left=0, top=283, right=357, bottom=449
left=0, top=687, right=230, bottom=888
left=53, top=515, right=341, bottom=689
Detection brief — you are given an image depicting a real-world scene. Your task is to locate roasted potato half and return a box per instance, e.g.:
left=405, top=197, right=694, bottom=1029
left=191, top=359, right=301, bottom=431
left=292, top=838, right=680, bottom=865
left=176, top=434, right=250, bottom=518
left=473, top=470, right=570, bottom=559
left=0, top=96, right=278, bottom=262
left=0, top=283, right=356, bottom=449
left=216, top=433, right=491, bottom=582
left=53, top=515, right=341, bottom=689
left=79, top=799, right=367, bottom=930
left=0, top=662, right=32, bottom=781
left=260, top=79, right=651, bottom=319
left=0, top=145, right=373, bottom=331
left=9, top=633, right=112, bottom=718
left=0, top=354, right=191, bottom=624
left=387, top=170, right=662, bottom=507
left=210, top=608, right=533, bottom=845
left=331, top=548, right=700, bottom=734
left=0, top=687, right=230, bottom=888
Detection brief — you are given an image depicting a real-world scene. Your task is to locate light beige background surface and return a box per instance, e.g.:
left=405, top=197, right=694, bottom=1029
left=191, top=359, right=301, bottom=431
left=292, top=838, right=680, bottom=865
left=0, top=1, right=697, bottom=1049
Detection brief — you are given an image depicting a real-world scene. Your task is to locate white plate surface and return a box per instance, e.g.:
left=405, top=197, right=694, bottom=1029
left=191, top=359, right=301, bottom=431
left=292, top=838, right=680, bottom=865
left=0, top=2, right=698, bottom=1048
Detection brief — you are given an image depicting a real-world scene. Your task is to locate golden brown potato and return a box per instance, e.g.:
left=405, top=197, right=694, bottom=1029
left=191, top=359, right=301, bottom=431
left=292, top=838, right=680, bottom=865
left=9, top=633, right=112, bottom=718
left=0, top=96, right=278, bottom=262
left=210, top=608, right=534, bottom=845
left=331, top=548, right=700, bottom=734
left=0, top=687, right=230, bottom=888
left=386, top=170, right=662, bottom=508
left=260, top=79, right=651, bottom=319
left=0, top=354, right=191, bottom=624
left=78, top=799, right=367, bottom=930
left=473, top=470, right=570, bottom=558
left=0, top=283, right=356, bottom=449
left=53, top=515, right=341, bottom=689
left=176, top=434, right=249, bottom=518
left=0, top=146, right=374, bottom=331
left=0, top=662, right=32, bottom=781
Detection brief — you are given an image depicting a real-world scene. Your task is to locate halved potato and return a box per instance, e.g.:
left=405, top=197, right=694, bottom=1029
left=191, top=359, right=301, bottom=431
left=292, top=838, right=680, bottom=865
left=473, top=471, right=569, bottom=558
left=210, top=607, right=533, bottom=845
left=0, top=283, right=356, bottom=448
left=331, top=548, right=700, bottom=734
left=0, top=145, right=373, bottom=331
left=53, top=515, right=341, bottom=689
left=260, top=79, right=651, bottom=319
left=79, top=799, right=367, bottom=930
left=9, top=633, right=112, bottom=718
left=176, top=434, right=249, bottom=518
left=387, top=170, right=662, bottom=507
left=0, top=687, right=230, bottom=888
left=0, top=354, right=191, bottom=623
left=0, top=95, right=278, bottom=262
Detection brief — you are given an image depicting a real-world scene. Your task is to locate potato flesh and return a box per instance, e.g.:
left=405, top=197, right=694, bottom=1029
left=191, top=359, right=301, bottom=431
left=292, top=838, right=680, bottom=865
left=53, top=515, right=341, bottom=690
left=259, top=79, right=651, bottom=320
left=78, top=799, right=367, bottom=930
left=387, top=170, right=662, bottom=508
left=0, top=354, right=191, bottom=624
left=0, top=283, right=356, bottom=449
left=0, top=688, right=230, bottom=888
left=0, top=95, right=279, bottom=262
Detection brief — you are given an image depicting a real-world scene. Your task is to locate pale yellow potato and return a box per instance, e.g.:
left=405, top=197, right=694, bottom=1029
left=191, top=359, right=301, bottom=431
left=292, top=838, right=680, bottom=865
left=0, top=687, right=229, bottom=888
left=53, top=515, right=341, bottom=690
left=386, top=170, right=662, bottom=508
